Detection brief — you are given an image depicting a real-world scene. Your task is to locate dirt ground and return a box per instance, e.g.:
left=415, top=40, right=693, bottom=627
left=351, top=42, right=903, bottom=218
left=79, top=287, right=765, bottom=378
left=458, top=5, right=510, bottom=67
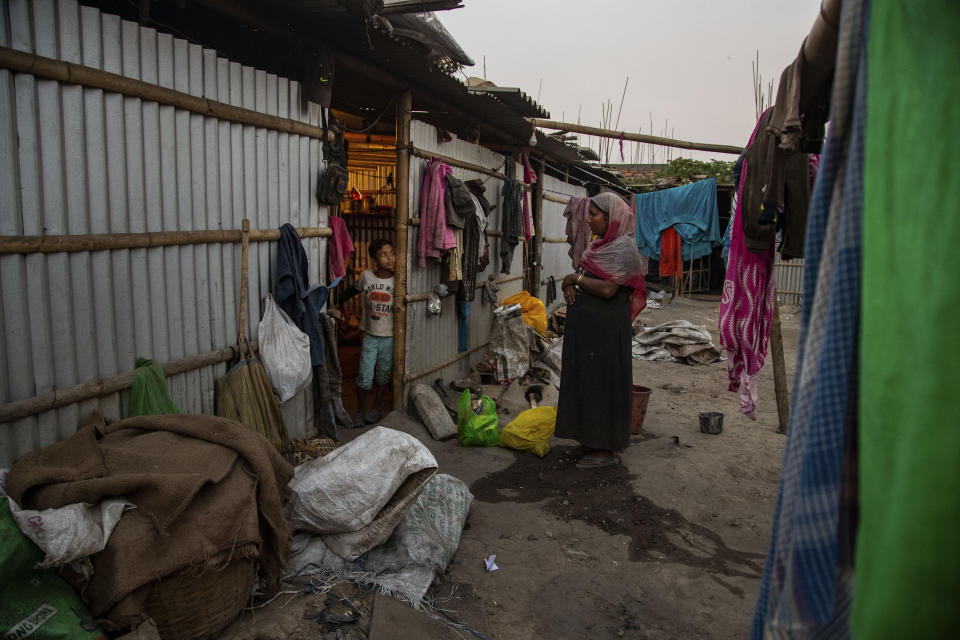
left=221, top=295, right=798, bottom=640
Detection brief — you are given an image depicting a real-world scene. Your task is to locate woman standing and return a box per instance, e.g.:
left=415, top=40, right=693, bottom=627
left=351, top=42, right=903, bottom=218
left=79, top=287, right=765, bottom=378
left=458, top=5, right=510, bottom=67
left=557, top=193, right=647, bottom=468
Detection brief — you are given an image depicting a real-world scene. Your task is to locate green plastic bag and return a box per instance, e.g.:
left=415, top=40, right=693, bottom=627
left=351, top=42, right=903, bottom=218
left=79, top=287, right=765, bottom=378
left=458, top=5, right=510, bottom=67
left=128, top=357, right=180, bottom=418
left=500, top=406, right=557, bottom=458
left=0, top=498, right=106, bottom=640
left=456, top=389, right=500, bottom=447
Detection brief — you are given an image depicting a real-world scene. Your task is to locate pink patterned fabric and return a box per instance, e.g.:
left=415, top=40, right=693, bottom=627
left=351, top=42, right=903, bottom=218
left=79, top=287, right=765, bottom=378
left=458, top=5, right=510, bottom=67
left=579, top=193, right=648, bottom=320
left=418, top=159, right=456, bottom=267
left=327, top=216, right=354, bottom=281
left=719, top=114, right=774, bottom=419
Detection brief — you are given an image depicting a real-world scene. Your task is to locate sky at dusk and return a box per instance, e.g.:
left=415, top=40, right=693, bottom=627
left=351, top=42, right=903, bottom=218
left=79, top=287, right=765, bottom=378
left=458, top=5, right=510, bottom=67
left=440, top=1, right=822, bottom=163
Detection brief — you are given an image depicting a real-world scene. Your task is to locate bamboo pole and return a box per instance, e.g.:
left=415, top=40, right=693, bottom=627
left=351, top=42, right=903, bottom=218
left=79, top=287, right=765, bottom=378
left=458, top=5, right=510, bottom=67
left=392, top=90, right=413, bottom=410
left=0, top=46, right=332, bottom=144
left=531, top=158, right=545, bottom=297
left=543, top=193, right=570, bottom=205
left=409, top=147, right=506, bottom=180
left=542, top=237, right=568, bottom=244
left=407, top=218, right=505, bottom=238
left=771, top=296, right=791, bottom=433
left=525, top=118, right=744, bottom=155
left=0, top=345, right=240, bottom=423
left=0, top=226, right=331, bottom=255
left=239, top=219, right=250, bottom=343
left=403, top=274, right=525, bottom=303
left=402, top=342, right=490, bottom=384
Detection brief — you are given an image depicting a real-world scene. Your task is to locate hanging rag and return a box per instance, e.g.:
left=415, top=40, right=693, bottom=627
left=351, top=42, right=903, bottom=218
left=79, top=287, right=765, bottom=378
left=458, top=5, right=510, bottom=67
left=443, top=173, right=473, bottom=230
left=457, top=301, right=470, bottom=352
left=718, top=113, right=775, bottom=420
left=633, top=178, right=722, bottom=262
left=659, top=226, right=683, bottom=283
left=418, top=159, right=456, bottom=267
left=766, top=44, right=830, bottom=155
left=545, top=276, right=557, bottom=307
left=500, top=162, right=525, bottom=274
left=466, top=180, right=493, bottom=272
left=447, top=228, right=464, bottom=282
left=457, top=194, right=486, bottom=303
left=521, top=154, right=537, bottom=242
left=751, top=1, right=865, bottom=637
left=327, top=216, right=354, bottom=282
left=580, top=193, right=648, bottom=319
left=563, top=196, right=592, bottom=269
left=128, top=357, right=180, bottom=417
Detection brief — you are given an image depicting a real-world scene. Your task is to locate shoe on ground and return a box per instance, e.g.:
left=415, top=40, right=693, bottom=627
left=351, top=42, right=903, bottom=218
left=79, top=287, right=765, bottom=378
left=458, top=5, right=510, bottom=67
left=363, top=409, right=381, bottom=425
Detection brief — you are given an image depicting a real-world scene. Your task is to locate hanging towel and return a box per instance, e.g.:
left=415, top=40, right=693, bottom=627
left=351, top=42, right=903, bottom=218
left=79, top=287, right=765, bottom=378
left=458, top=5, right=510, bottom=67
left=750, top=2, right=865, bottom=637
left=659, top=226, right=683, bottom=283
left=634, top=178, right=721, bottom=262
left=129, top=357, right=180, bottom=417
left=563, top=196, right=592, bottom=269
left=327, top=216, right=354, bottom=282
left=418, top=159, right=456, bottom=267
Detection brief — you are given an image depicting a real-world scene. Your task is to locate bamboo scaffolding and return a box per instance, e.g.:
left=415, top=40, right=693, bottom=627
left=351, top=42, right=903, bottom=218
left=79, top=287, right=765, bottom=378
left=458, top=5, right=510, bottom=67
left=0, top=46, right=332, bottom=143
left=525, top=118, right=744, bottom=155
left=0, top=226, right=331, bottom=255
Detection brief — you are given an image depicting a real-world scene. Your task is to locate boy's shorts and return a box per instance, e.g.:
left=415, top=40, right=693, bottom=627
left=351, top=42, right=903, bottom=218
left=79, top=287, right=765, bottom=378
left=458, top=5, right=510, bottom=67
left=357, top=334, right=393, bottom=391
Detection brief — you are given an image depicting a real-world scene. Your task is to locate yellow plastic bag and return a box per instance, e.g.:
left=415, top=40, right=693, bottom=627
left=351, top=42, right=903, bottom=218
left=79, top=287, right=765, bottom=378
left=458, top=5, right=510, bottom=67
left=499, top=406, right=557, bottom=457
left=502, top=291, right=547, bottom=335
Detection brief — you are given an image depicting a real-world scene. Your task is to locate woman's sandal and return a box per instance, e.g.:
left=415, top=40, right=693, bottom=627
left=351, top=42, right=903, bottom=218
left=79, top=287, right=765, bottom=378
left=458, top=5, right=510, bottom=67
left=575, top=455, right=620, bottom=469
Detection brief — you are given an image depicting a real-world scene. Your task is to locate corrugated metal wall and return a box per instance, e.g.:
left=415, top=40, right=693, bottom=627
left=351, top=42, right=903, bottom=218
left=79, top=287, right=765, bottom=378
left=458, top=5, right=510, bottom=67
left=775, top=258, right=804, bottom=306
left=0, top=0, right=329, bottom=465
left=538, top=175, right=587, bottom=315
left=405, top=120, right=523, bottom=386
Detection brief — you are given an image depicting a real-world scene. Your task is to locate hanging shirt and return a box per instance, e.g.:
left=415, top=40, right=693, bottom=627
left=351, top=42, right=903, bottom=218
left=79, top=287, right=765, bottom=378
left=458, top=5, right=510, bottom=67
left=354, top=270, right=395, bottom=337
left=327, top=216, right=354, bottom=281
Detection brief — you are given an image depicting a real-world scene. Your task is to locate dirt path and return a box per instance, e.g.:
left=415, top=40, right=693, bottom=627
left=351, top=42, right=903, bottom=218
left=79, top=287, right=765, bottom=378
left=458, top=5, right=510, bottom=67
left=415, top=296, right=796, bottom=639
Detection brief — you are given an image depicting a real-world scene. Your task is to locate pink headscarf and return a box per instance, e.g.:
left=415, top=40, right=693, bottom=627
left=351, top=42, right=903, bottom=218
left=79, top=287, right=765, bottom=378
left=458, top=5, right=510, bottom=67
left=579, top=192, right=648, bottom=319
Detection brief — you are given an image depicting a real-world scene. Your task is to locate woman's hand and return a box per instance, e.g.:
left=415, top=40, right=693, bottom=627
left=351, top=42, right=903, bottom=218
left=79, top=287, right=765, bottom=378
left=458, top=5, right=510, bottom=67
left=561, top=273, right=579, bottom=290
left=563, top=284, right=577, bottom=305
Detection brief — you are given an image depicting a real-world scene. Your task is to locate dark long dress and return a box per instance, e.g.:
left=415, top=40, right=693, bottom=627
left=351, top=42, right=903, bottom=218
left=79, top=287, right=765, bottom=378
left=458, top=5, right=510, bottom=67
left=555, top=272, right=633, bottom=451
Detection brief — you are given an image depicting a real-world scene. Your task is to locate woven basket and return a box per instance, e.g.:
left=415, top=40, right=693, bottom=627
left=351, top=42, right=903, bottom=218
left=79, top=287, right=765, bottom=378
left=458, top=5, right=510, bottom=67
left=142, top=557, right=254, bottom=640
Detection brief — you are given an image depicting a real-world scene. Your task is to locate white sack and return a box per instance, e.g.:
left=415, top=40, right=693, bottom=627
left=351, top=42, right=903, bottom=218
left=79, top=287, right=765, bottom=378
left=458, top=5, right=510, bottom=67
left=258, top=294, right=312, bottom=402
left=287, top=426, right=438, bottom=535
left=7, top=498, right=134, bottom=568
left=286, top=473, right=473, bottom=606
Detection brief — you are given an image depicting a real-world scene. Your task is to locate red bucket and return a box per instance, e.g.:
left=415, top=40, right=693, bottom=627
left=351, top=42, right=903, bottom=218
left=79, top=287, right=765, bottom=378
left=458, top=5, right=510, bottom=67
left=631, top=385, right=652, bottom=434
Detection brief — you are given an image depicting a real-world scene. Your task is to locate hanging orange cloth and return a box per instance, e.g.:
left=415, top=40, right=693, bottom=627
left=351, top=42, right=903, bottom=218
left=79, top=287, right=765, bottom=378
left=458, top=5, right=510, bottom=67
left=659, top=226, right=683, bottom=282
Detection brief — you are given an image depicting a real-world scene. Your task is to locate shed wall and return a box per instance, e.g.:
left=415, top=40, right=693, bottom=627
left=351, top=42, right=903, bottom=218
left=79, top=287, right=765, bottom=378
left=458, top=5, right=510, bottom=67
left=0, top=0, right=329, bottom=465
left=404, top=120, right=523, bottom=388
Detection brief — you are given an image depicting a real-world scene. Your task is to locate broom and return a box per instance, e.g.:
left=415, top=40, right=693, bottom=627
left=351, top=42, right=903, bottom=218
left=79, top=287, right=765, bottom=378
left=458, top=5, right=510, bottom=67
left=216, top=219, right=291, bottom=453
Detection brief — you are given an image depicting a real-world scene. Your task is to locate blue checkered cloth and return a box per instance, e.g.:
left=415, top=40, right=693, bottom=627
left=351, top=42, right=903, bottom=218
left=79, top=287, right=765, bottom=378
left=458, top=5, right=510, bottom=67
left=750, top=1, right=870, bottom=638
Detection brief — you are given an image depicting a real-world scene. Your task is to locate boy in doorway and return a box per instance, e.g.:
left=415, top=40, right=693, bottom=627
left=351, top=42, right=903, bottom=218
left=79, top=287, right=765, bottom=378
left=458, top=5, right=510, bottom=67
left=347, top=238, right=395, bottom=426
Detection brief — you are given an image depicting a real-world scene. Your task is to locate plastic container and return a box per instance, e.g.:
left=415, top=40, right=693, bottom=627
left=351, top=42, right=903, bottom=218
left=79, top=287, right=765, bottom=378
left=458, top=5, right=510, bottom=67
left=699, top=411, right=724, bottom=435
left=631, top=385, right=652, bottom=434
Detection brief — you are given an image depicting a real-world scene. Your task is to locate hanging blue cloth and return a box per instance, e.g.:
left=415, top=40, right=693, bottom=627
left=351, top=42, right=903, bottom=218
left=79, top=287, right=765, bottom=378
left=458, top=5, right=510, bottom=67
left=457, top=301, right=470, bottom=352
left=634, top=178, right=721, bottom=261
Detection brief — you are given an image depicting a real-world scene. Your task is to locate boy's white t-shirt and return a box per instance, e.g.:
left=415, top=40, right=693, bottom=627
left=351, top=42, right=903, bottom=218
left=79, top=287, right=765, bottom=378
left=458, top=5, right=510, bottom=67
left=355, top=270, right=395, bottom=337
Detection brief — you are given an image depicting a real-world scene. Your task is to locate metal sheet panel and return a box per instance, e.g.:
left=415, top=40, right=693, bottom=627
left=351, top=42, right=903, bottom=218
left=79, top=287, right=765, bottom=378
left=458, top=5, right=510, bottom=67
left=0, top=0, right=331, bottom=464
left=405, top=119, right=515, bottom=386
